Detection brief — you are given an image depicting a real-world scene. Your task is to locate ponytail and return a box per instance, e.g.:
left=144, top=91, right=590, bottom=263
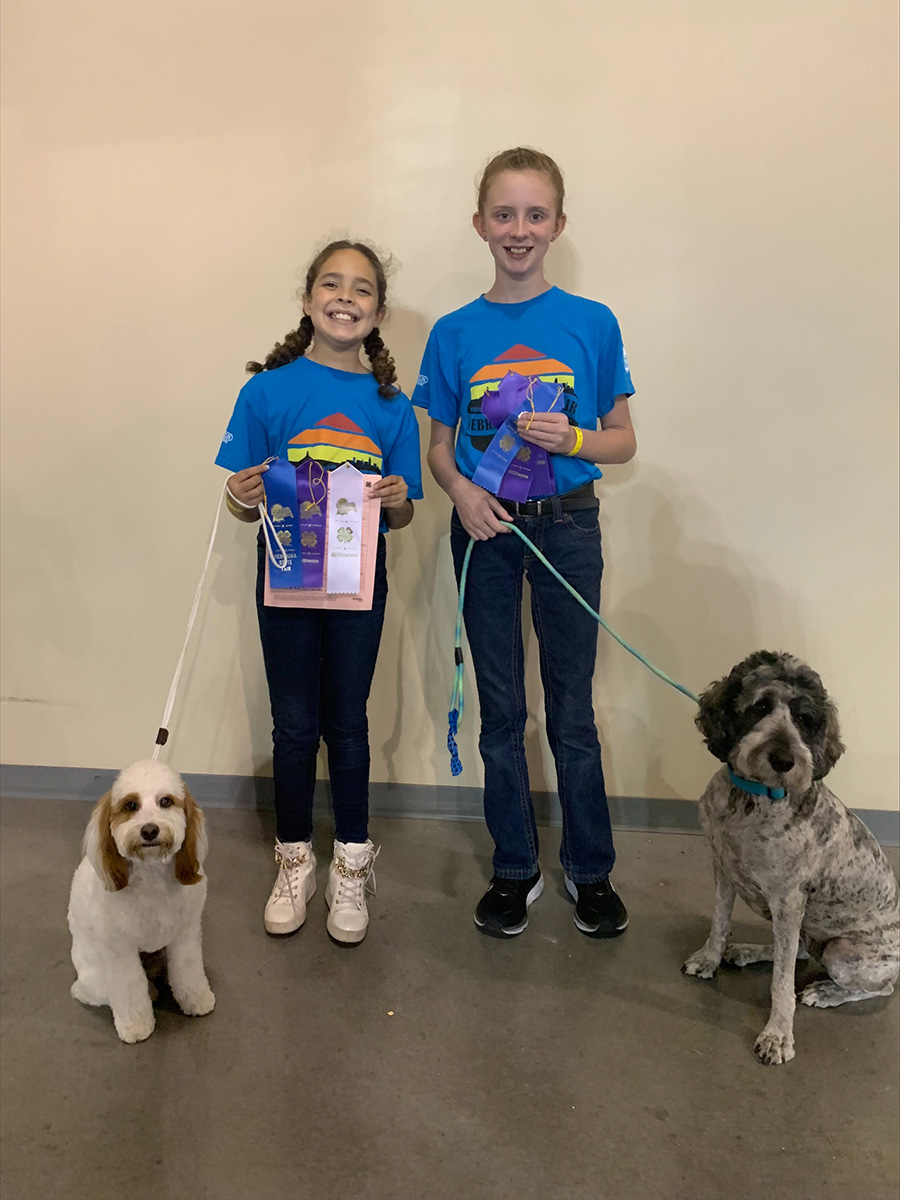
left=363, top=328, right=399, bottom=398
left=246, top=314, right=314, bottom=374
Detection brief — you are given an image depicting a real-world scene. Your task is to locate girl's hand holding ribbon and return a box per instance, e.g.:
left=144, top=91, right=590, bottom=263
left=370, top=474, right=408, bottom=510
left=227, top=463, right=269, bottom=506
left=516, top=411, right=578, bottom=455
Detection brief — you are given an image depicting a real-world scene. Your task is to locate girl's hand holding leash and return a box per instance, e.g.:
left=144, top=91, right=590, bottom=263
left=225, top=463, right=269, bottom=520
left=450, top=476, right=512, bottom=541
left=516, top=410, right=578, bottom=455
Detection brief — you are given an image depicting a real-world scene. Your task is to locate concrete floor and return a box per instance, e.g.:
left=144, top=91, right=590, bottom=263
left=1, top=797, right=898, bottom=1200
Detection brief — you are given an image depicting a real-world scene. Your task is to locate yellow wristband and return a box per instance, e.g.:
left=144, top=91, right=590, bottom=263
left=566, top=425, right=584, bottom=457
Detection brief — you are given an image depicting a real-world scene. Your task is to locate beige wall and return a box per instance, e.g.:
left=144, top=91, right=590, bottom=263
left=1, top=0, right=897, bottom=810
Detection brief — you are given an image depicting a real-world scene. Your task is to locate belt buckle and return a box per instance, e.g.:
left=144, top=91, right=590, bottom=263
left=536, top=497, right=550, bottom=517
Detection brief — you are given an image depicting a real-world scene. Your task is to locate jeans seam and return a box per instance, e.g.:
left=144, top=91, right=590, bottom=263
left=509, top=548, right=538, bottom=871
left=531, top=568, right=573, bottom=873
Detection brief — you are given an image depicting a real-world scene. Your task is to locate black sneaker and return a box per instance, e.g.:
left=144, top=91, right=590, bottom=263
left=565, top=876, right=628, bottom=937
left=474, top=872, right=543, bottom=938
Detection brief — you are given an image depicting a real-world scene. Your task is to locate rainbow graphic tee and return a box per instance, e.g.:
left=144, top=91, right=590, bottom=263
left=412, top=286, right=633, bottom=497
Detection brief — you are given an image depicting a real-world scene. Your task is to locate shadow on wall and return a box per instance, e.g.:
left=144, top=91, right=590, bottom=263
left=596, top=465, right=806, bottom=801
left=392, top=457, right=807, bottom=807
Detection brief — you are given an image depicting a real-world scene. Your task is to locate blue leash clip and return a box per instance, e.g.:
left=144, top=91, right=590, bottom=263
left=447, top=709, right=462, bottom=777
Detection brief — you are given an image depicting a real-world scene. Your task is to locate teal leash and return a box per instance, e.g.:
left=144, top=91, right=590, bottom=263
left=447, top=523, right=699, bottom=777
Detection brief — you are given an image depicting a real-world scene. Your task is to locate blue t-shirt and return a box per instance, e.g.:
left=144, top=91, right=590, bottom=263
left=215, top=357, right=424, bottom=517
left=411, top=286, right=633, bottom=497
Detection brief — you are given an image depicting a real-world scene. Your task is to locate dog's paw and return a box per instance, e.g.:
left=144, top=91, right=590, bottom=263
left=175, top=986, right=215, bottom=1017
left=71, top=979, right=106, bottom=1007
left=682, top=949, right=720, bottom=979
left=754, top=1025, right=795, bottom=1065
left=114, top=1011, right=156, bottom=1044
left=799, top=980, right=846, bottom=1008
left=722, top=942, right=770, bottom=968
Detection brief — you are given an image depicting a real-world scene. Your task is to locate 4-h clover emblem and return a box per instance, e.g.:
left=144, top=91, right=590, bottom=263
left=337, top=526, right=353, bottom=544
left=499, top=434, right=515, bottom=452
left=276, top=530, right=292, bottom=545
left=516, top=446, right=532, bottom=462
left=300, top=532, right=318, bottom=547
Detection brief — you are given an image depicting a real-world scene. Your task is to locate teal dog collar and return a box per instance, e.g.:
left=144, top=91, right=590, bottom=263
left=727, top=766, right=786, bottom=801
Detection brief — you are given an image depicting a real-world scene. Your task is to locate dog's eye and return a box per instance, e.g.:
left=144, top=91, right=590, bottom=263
left=124, top=800, right=139, bottom=812
left=793, top=709, right=822, bottom=734
left=159, top=796, right=174, bottom=808
left=749, top=697, right=773, bottom=719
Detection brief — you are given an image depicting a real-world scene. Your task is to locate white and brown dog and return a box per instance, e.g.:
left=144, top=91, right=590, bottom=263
left=683, top=651, right=899, bottom=1065
left=67, top=760, right=215, bottom=1043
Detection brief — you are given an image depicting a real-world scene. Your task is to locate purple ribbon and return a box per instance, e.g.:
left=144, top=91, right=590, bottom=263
left=295, top=460, right=327, bottom=589
left=471, top=373, right=560, bottom=501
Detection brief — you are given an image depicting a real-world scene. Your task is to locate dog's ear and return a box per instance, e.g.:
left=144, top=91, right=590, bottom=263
left=83, top=792, right=130, bottom=892
left=174, top=788, right=207, bottom=886
left=695, top=670, right=739, bottom=762
left=815, top=697, right=845, bottom=779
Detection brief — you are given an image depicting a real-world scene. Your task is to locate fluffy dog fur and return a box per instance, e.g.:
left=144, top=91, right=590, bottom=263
left=683, top=650, right=899, bottom=1065
left=67, top=760, right=215, bottom=1043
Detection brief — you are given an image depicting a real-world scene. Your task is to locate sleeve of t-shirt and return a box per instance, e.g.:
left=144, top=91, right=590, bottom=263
left=383, top=396, right=424, bottom=500
left=600, top=318, right=634, bottom=416
left=214, top=377, right=270, bottom=472
left=410, top=323, right=461, bottom=428
left=607, top=319, right=633, bottom=412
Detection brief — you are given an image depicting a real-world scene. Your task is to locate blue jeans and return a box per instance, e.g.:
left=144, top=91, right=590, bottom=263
left=450, top=504, right=615, bottom=884
left=255, top=537, right=388, bottom=844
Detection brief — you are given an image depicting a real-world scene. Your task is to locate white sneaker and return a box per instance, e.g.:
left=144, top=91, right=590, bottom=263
left=325, top=840, right=379, bottom=945
left=264, top=840, right=317, bottom=937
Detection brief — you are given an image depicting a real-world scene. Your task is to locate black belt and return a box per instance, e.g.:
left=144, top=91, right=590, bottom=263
left=502, top=482, right=597, bottom=518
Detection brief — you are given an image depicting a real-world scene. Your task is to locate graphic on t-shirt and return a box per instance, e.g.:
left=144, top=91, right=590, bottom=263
left=287, top=412, right=383, bottom=472
left=467, top=345, right=577, bottom=452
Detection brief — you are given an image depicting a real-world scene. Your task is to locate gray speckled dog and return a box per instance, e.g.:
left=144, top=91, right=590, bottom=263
left=682, top=650, right=899, bottom=1065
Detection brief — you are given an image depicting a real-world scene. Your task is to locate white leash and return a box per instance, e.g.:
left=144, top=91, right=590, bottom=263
left=151, top=480, right=286, bottom=760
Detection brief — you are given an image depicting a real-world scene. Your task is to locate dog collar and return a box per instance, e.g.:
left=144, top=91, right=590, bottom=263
left=727, top=766, right=786, bottom=801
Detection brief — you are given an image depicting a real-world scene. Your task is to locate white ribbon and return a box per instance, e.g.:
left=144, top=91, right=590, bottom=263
left=326, top=463, right=365, bottom=594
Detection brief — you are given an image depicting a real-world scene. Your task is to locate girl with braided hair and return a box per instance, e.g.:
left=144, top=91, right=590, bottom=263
left=216, top=241, right=422, bottom=945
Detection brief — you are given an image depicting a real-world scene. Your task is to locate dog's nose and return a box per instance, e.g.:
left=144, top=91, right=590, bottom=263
left=768, top=750, right=794, bottom=774
left=140, top=824, right=160, bottom=842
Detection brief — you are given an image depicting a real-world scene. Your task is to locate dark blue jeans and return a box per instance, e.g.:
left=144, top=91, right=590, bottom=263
left=450, top=504, right=615, bottom=884
left=255, top=536, right=387, bottom=844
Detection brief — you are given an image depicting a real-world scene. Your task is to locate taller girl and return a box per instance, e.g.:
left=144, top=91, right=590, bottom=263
left=413, top=148, right=636, bottom=940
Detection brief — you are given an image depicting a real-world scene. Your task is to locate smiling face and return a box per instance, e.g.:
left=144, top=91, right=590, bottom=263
left=473, top=169, right=566, bottom=286
left=302, top=248, right=385, bottom=355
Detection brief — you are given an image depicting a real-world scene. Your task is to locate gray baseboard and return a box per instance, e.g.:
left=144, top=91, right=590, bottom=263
left=2, top=763, right=897, bottom=845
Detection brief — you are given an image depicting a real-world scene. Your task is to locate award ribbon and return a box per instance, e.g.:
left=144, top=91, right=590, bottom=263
left=295, top=459, right=328, bottom=590
left=325, top=462, right=366, bottom=594
left=262, top=457, right=305, bottom=588
left=471, top=373, right=563, bottom=501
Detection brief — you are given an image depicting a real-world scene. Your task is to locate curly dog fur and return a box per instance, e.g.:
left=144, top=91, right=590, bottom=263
left=682, top=651, right=899, bottom=1065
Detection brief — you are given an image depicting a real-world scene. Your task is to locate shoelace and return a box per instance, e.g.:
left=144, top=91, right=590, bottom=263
left=332, top=847, right=380, bottom=909
left=272, top=844, right=309, bottom=902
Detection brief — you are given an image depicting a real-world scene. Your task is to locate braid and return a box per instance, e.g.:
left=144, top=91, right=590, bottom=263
left=363, top=328, right=399, bottom=398
left=246, top=315, right=314, bottom=374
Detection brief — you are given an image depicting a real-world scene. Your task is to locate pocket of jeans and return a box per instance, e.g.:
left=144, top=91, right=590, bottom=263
left=562, top=507, right=601, bottom=538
